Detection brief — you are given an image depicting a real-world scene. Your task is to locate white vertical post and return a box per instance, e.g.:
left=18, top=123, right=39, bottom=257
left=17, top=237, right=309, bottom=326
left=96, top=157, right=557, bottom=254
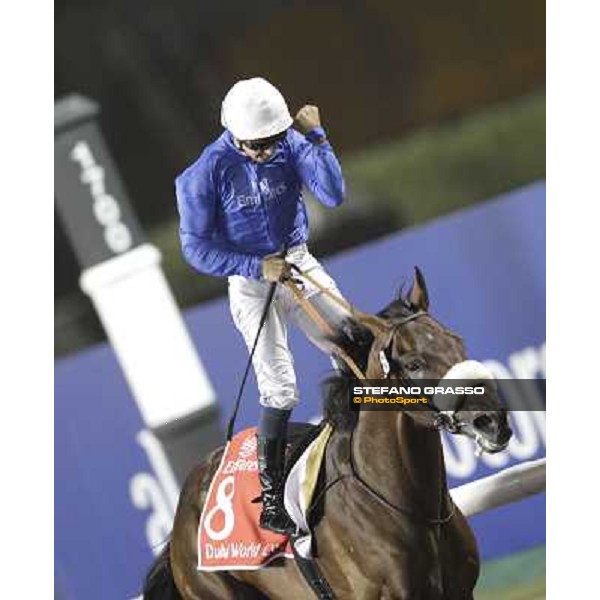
left=80, top=243, right=216, bottom=428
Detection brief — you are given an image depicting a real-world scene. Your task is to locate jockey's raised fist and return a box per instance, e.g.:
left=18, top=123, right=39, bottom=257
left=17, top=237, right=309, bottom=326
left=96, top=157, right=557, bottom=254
left=294, top=105, right=322, bottom=134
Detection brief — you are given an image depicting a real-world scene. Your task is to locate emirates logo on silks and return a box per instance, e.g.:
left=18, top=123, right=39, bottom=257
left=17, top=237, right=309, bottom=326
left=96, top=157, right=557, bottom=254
left=237, top=179, right=287, bottom=207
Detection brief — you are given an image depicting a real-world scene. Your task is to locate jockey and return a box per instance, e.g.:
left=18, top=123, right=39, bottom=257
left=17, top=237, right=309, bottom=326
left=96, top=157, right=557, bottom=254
left=175, top=77, right=349, bottom=534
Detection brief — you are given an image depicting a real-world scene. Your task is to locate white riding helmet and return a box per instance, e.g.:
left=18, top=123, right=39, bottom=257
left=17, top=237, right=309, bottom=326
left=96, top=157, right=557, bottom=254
left=221, top=77, right=293, bottom=141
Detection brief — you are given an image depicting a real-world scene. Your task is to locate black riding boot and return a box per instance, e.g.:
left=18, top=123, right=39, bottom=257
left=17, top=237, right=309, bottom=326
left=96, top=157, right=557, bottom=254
left=256, top=435, right=295, bottom=534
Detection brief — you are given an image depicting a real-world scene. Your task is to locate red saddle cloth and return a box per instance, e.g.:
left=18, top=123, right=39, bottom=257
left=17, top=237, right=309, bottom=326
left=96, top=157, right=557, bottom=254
left=198, top=427, right=293, bottom=571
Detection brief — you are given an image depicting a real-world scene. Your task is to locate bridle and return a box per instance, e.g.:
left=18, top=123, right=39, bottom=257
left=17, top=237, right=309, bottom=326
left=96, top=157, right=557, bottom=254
left=377, top=311, right=474, bottom=437
left=283, top=267, right=476, bottom=436
left=284, top=272, right=457, bottom=525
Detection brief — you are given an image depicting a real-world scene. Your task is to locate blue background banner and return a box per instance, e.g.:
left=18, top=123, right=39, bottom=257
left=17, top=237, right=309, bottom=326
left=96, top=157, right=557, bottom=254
left=55, top=181, right=545, bottom=599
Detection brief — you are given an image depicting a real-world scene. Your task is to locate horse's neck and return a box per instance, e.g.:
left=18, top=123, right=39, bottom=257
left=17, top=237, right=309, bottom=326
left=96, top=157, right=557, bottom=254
left=352, top=410, right=447, bottom=517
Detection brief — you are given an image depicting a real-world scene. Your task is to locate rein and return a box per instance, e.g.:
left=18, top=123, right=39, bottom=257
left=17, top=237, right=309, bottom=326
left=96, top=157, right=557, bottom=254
left=281, top=268, right=366, bottom=380
left=283, top=266, right=469, bottom=431
left=284, top=267, right=456, bottom=526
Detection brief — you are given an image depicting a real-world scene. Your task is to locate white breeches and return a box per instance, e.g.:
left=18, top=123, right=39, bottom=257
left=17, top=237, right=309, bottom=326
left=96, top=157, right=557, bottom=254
left=228, top=245, right=350, bottom=410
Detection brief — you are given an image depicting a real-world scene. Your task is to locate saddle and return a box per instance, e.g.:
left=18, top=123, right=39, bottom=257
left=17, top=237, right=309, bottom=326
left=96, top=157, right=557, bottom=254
left=286, top=422, right=325, bottom=476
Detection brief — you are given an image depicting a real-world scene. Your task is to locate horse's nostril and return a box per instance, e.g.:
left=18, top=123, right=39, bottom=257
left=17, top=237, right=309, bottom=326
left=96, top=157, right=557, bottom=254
left=473, top=414, right=493, bottom=432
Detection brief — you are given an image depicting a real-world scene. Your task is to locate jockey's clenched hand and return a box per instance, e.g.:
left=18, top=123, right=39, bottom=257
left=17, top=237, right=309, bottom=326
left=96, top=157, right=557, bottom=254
left=262, top=254, right=292, bottom=282
left=294, top=105, right=322, bottom=134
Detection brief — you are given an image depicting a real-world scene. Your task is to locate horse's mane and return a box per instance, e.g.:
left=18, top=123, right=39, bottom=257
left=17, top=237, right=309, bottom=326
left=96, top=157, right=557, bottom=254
left=322, top=289, right=415, bottom=431
left=321, top=374, right=358, bottom=431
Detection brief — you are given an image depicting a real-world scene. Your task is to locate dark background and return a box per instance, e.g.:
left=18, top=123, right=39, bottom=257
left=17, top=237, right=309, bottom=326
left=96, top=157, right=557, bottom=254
left=55, top=0, right=545, bottom=355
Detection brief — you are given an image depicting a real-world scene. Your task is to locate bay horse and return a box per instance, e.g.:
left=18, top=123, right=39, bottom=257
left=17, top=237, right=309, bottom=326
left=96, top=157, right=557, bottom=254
left=143, top=268, right=512, bottom=599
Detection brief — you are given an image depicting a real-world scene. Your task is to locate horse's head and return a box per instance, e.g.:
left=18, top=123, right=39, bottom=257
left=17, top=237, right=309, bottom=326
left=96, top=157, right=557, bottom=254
left=346, top=267, right=512, bottom=454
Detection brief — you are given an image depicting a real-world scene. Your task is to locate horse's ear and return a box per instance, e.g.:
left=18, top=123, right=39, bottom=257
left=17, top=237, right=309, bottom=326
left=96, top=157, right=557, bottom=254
left=408, top=266, right=430, bottom=312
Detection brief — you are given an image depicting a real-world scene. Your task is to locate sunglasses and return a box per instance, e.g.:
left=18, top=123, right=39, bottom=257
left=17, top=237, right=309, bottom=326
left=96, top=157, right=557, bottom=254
left=242, top=131, right=287, bottom=152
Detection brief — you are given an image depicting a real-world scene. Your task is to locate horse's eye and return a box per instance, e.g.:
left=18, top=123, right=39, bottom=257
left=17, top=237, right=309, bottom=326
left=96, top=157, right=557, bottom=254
left=406, top=358, right=425, bottom=372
